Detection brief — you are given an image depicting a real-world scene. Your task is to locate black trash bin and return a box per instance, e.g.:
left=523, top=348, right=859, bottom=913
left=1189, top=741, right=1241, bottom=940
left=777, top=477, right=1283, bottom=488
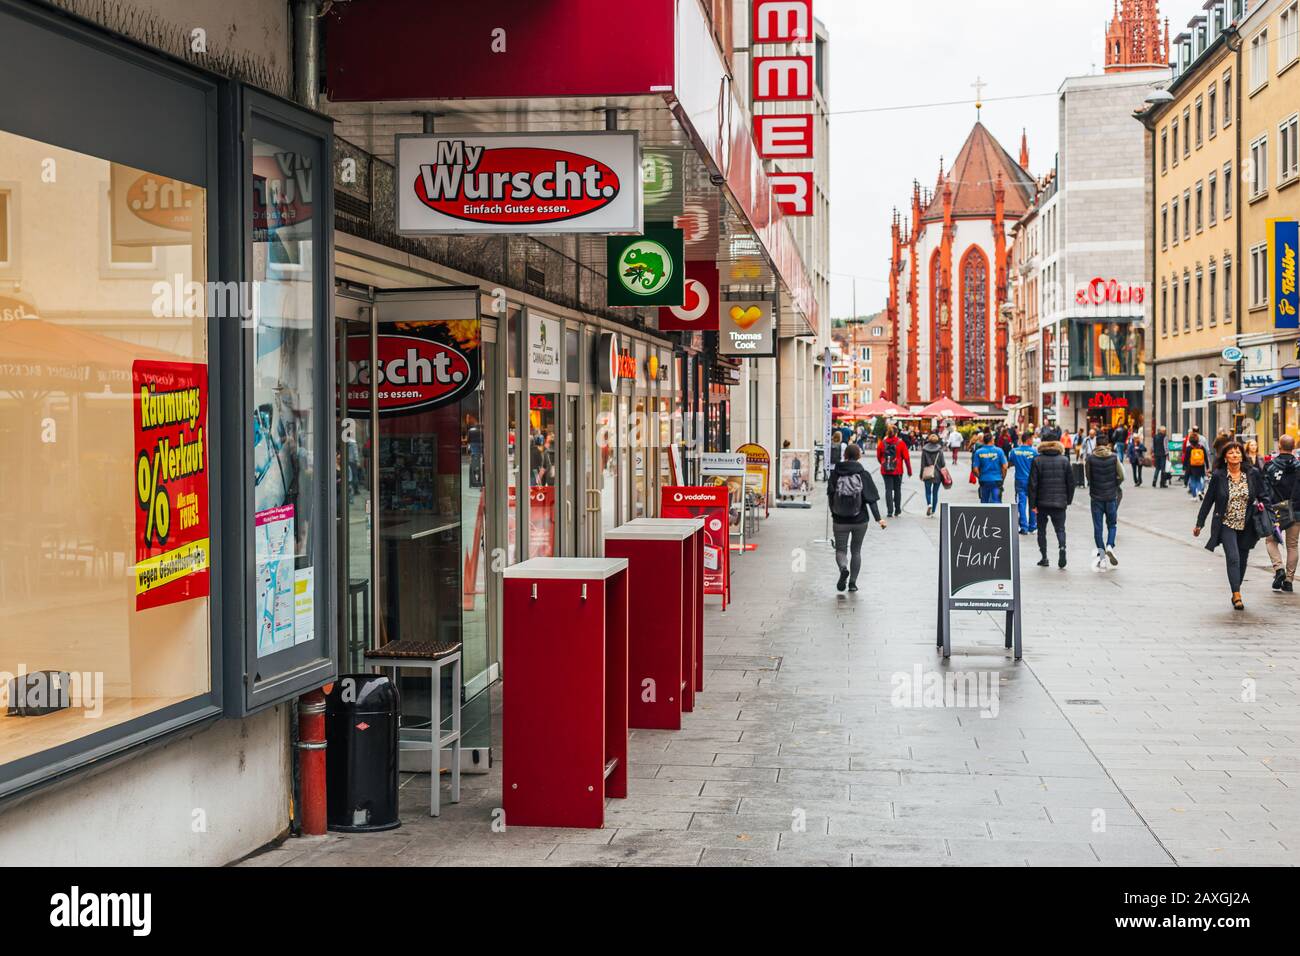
left=326, top=674, right=400, bottom=832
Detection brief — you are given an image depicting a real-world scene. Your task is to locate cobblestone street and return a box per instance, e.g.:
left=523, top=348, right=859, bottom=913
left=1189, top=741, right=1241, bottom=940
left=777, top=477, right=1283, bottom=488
left=247, top=466, right=1300, bottom=867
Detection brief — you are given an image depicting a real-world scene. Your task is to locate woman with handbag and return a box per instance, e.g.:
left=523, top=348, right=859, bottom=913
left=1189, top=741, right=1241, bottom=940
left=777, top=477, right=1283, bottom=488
left=1194, top=441, right=1269, bottom=610
left=919, top=432, right=948, bottom=517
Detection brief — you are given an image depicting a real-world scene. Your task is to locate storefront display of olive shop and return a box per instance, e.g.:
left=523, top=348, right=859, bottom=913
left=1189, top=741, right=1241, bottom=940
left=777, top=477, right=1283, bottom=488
left=0, top=1, right=335, bottom=800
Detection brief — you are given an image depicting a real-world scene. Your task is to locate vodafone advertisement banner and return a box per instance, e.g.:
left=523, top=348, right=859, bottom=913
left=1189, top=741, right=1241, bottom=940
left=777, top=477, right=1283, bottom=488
left=396, top=132, right=642, bottom=235
left=661, top=486, right=730, bottom=607
left=659, top=262, right=720, bottom=331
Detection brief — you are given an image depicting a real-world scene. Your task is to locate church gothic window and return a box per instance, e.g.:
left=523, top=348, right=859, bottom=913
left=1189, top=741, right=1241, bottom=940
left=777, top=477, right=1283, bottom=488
left=960, top=246, right=989, bottom=399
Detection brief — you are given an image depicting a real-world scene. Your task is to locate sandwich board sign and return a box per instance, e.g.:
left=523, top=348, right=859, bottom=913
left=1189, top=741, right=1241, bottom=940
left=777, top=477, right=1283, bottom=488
left=936, top=503, right=1022, bottom=660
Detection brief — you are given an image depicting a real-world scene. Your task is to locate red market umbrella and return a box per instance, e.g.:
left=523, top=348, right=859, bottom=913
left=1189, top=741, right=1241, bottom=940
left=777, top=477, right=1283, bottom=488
left=918, top=396, right=978, bottom=420
left=856, top=397, right=907, bottom=418
left=0, top=318, right=177, bottom=392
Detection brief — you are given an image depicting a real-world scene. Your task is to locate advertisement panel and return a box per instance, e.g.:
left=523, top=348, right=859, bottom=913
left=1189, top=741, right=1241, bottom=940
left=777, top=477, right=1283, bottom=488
left=736, top=442, right=771, bottom=500
left=607, top=223, right=685, bottom=307
left=661, top=486, right=730, bottom=607
left=395, top=132, right=641, bottom=235
left=111, top=163, right=202, bottom=247
left=132, top=360, right=210, bottom=611
left=719, top=300, right=776, bottom=357
left=346, top=321, right=481, bottom=417
left=659, top=261, right=719, bottom=331
left=527, top=313, right=562, bottom=389
left=1271, top=219, right=1298, bottom=331
left=779, top=449, right=812, bottom=500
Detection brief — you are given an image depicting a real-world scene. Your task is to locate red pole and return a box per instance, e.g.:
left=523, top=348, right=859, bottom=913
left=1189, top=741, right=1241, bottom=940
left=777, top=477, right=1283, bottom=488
left=297, top=689, right=327, bottom=835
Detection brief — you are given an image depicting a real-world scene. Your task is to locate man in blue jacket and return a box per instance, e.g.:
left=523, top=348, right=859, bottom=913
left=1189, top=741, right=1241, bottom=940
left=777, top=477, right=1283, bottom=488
left=1009, top=437, right=1038, bottom=534
left=971, top=432, right=1009, bottom=503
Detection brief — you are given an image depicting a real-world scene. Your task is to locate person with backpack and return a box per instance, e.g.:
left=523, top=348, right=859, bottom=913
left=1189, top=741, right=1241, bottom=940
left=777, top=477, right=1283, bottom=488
left=876, top=425, right=912, bottom=518
left=1028, top=439, right=1074, bottom=568
left=1263, top=434, right=1300, bottom=592
left=1184, top=429, right=1209, bottom=498
left=1009, top=435, right=1038, bottom=534
left=919, top=432, right=948, bottom=517
left=828, top=443, right=885, bottom=593
left=1085, top=432, right=1124, bottom=570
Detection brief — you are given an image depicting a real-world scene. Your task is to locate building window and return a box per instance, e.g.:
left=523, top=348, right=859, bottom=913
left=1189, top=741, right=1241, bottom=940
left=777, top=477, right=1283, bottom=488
left=1183, top=190, right=1191, bottom=240
left=1209, top=83, right=1218, bottom=138
left=1281, top=114, right=1299, bottom=185
left=1196, top=267, right=1204, bottom=328
left=1208, top=172, right=1218, bottom=225
left=872, top=326, right=883, bottom=336
left=1209, top=260, right=1218, bottom=325
left=1250, top=243, right=1269, bottom=309
left=1195, top=181, right=1204, bottom=232
left=960, top=246, right=989, bottom=399
left=863, top=367, right=872, bottom=383
left=1225, top=255, right=1234, bottom=321
left=1251, top=29, right=1269, bottom=91
left=1161, top=204, right=1169, bottom=248
left=1282, top=3, right=1299, bottom=69
left=1250, top=135, right=1269, bottom=197
left=1195, top=96, right=1204, bottom=148
left=1172, top=278, right=1180, bottom=335
left=1172, top=197, right=1180, bottom=243
left=1183, top=271, right=1191, bottom=331
left=1183, top=108, right=1191, bottom=157
left=1161, top=281, right=1169, bottom=336
left=1172, top=118, right=1180, bottom=164
left=1161, top=127, right=1169, bottom=172
left=1224, top=162, right=1233, bottom=216
left=1223, top=71, right=1233, bottom=126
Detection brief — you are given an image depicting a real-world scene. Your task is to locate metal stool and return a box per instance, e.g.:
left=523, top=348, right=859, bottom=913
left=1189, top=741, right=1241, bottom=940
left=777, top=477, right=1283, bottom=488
left=364, top=639, right=462, bottom=817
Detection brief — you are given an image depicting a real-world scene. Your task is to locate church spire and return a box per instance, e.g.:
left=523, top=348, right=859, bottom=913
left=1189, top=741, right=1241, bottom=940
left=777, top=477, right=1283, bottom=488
left=1104, top=0, right=1167, bottom=73
left=1019, top=129, right=1030, bottom=172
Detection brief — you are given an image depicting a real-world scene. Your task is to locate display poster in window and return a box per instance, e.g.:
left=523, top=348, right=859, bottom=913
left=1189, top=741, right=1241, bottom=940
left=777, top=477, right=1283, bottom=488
left=661, top=486, right=730, bottom=608
left=779, top=449, right=812, bottom=500
left=527, top=314, right=562, bottom=389
left=111, top=163, right=202, bottom=248
left=255, top=504, right=297, bottom=658
left=132, top=360, right=211, bottom=611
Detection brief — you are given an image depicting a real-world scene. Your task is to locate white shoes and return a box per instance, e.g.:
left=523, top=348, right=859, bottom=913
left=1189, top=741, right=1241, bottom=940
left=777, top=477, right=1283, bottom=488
left=1093, top=550, right=1107, bottom=572
left=1105, top=546, right=1118, bottom=567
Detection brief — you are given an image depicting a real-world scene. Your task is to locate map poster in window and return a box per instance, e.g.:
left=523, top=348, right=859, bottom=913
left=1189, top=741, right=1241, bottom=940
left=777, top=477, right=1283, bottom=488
left=255, top=504, right=296, bottom=658
left=133, top=360, right=211, bottom=611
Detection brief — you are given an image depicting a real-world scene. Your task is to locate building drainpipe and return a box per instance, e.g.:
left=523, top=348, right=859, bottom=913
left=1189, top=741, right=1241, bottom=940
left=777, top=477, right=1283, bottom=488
left=292, top=0, right=321, bottom=110
left=1229, top=27, right=1244, bottom=430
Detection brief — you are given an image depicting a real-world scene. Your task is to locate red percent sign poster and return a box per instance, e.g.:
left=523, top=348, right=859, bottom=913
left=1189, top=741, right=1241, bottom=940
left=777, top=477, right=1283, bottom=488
left=661, top=486, right=730, bottom=608
left=133, top=360, right=211, bottom=611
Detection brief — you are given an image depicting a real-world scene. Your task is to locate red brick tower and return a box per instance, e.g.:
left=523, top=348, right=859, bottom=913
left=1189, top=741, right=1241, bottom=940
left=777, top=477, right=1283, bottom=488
left=1104, top=0, right=1168, bottom=73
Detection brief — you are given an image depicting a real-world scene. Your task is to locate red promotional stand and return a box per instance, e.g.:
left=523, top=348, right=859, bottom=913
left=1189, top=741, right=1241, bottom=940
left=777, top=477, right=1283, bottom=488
left=630, top=516, right=705, bottom=694
left=605, top=524, right=698, bottom=729
left=502, top=558, right=628, bottom=828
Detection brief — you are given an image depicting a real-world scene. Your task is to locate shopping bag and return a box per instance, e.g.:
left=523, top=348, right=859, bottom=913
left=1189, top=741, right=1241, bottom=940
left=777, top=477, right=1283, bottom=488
left=939, top=466, right=953, bottom=489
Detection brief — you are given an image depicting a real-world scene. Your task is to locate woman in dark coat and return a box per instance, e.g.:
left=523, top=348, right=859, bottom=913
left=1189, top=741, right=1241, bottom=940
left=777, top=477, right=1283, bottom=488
left=1195, top=441, right=1268, bottom=610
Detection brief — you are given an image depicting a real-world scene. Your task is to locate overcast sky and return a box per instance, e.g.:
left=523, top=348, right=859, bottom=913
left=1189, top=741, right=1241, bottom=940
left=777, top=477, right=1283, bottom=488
left=819, top=0, right=1207, bottom=320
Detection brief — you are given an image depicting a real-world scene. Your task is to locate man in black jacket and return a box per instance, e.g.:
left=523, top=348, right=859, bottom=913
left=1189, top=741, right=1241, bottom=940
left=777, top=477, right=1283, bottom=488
left=827, top=444, right=886, bottom=593
left=1085, top=434, right=1125, bottom=569
left=1263, top=434, right=1300, bottom=591
left=1153, top=426, right=1170, bottom=488
left=1027, top=440, right=1074, bottom=568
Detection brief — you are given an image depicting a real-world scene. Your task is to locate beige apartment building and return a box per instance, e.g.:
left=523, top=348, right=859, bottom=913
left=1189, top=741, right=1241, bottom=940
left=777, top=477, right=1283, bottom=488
left=1238, top=0, right=1300, bottom=448
left=1144, top=4, right=1243, bottom=441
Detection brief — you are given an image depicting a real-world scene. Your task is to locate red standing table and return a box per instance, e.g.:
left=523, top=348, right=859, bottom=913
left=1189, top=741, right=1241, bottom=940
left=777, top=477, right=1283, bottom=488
left=502, top=558, right=629, bottom=828
left=604, top=524, right=698, bottom=728
left=629, top=517, right=705, bottom=694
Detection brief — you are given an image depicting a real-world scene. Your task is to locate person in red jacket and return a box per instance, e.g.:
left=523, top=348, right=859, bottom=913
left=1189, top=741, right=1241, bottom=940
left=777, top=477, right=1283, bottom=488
left=876, top=425, right=912, bottom=518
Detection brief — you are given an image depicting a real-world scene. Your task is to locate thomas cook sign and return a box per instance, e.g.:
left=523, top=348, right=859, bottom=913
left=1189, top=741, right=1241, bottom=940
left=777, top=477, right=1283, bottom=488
left=606, top=223, right=684, bottom=307
left=396, top=132, right=642, bottom=235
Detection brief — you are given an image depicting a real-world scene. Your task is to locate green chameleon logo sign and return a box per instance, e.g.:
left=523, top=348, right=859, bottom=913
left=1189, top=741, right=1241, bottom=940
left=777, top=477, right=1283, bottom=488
left=618, top=240, right=674, bottom=297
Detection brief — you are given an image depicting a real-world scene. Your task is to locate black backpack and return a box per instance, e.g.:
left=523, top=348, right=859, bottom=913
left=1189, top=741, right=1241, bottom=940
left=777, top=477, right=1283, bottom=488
left=832, top=471, right=864, bottom=518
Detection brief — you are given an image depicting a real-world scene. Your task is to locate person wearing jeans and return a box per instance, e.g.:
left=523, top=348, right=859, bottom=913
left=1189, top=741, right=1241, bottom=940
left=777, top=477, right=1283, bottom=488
left=919, top=433, right=947, bottom=517
left=876, top=426, right=912, bottom=518
left=1195, top=442, right=1265, bottom=610
left=1084, top=434, right=1124, bottom=569
left=971, top=432, right=1008, bottom=504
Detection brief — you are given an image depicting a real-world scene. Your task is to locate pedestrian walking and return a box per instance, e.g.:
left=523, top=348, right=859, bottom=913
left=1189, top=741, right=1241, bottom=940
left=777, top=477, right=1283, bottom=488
left=1027, top=439, right=1074, bottom=568
left=1112, top=420, right=1129, bottom=464
left=1040, top=418, right=1063, bottom=443
left=1244, top=438, right=1262, bottom=472
left=947, top=425, right=964, bottom=464
left=1009, top=435, right=1038, bottom=534
left=1153, top=425, right=1170, bottom=488
left=829, top=428, right=847, bottom=471
left=1184, top=429, right=1209, bottom=498
left=1194, top=441, right=1267, bottom=610
left=876, top=425, right=912, bottom=518
left=828, top=444, right=885, bottom=593
left=919, top=432, right=948, bottom=517
left=1128, top=434, right=1147, bottom=486
left=1263, top=434, right=1300, bottom=592
left=971, top=431, right=1008, bottom=503
left=1085, top=432, right=1124, bottom=569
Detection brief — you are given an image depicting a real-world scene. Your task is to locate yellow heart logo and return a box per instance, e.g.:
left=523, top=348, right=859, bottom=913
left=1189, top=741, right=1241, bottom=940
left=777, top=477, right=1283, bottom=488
left=730, top=306, right=763, bottom=329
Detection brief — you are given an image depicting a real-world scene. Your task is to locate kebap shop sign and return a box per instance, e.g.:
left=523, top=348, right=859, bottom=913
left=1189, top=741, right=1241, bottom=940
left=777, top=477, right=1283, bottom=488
left=396, top=132, right=642, bottom=235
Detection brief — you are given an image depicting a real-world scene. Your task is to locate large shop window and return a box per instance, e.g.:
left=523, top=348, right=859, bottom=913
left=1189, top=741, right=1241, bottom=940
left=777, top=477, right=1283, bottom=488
left=0, top=129, right=211, bottom=785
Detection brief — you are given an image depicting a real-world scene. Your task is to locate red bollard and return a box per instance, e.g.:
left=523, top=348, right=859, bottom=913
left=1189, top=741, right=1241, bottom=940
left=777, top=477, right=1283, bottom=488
left=297, top=688, right=328, bottom=835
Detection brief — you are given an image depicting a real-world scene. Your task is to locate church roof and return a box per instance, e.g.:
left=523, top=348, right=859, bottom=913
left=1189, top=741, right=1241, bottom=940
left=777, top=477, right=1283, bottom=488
left=921, top=122, right=1036, bottom=223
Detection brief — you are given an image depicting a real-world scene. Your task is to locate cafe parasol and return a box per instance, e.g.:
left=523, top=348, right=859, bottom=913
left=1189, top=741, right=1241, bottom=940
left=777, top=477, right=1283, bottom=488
left=918, top=396, right=978, bottom=420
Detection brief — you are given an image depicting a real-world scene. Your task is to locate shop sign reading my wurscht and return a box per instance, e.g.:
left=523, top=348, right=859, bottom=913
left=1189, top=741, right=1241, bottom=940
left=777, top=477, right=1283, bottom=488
left=395, top=132, right=642, bottom=235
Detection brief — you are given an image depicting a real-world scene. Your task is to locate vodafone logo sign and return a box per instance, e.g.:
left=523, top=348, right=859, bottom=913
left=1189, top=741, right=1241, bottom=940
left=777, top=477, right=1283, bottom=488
left=397, top=132, right=641, bottom=236
left=660, top=262, right=720, bottom=331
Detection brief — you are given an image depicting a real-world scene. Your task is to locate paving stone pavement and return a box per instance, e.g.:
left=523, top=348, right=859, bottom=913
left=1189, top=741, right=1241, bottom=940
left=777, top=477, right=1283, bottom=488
left=244, top=463, right=1300, bottom=867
